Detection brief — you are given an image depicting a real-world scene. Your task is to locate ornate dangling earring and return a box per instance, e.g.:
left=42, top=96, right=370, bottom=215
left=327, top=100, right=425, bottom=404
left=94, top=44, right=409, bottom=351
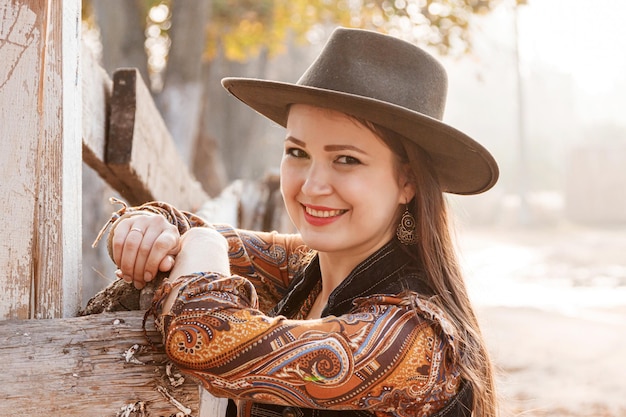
left=396, top=205, right=417, bottom=245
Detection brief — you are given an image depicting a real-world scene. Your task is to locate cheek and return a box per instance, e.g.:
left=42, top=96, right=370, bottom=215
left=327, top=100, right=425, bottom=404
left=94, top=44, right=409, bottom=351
left=279, top=161, right=299, bottom=200
left=349, top=171, right=402, bottom=201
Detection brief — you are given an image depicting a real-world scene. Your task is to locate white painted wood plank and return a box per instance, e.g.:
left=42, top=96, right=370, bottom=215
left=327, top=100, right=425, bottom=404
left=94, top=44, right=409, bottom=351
left=0, top=0, right=82, bottom=319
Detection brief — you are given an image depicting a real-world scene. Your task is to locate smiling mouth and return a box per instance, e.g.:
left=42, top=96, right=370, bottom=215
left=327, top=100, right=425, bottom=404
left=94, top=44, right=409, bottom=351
left=304, top=206, right=348, bottom=218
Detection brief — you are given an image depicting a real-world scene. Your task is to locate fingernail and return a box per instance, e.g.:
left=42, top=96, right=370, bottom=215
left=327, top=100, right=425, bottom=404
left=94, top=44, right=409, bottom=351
left=144, top=272, right=153, bottom=282
left=115, top=269, right=123, bottom=278
left=123, top=274, right=132, bottom=283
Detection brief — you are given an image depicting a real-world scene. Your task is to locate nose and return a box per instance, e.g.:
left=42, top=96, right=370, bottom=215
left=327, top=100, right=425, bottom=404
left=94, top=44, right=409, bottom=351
left=301, top=162, right=333, bottom=196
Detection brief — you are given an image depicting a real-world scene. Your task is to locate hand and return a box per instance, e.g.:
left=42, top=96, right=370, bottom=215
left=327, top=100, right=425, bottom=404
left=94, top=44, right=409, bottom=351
left=162, top=226, right=230, bottom=314
left=111, top=214, right=181, bottom=289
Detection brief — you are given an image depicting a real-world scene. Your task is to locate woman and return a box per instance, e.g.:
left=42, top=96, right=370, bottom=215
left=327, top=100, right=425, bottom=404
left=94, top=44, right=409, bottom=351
left=101, top=27, right=499, bottom=417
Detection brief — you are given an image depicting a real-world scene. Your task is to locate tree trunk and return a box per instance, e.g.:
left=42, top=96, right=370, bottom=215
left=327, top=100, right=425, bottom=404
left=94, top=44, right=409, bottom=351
left=156, top=0, right=211, bottom=163
left=196, top=46, right=272, bottom=187
left=91, top=0, right=149, bottom=80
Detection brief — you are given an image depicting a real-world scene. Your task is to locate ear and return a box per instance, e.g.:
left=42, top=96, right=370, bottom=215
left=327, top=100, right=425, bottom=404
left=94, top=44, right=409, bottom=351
left=401, top=182, right=416, bottom=205
left=398, top=165, right=416, bottom=204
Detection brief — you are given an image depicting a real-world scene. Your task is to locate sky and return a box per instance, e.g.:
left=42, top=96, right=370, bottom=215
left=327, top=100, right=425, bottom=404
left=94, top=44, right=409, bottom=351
left=447, top=0, right=626, bottom=127
left=518, top=0, right=626, bottom=95
left=437, top=0, right=626, bottom=158
left=444, top=1, right=626, bottom=313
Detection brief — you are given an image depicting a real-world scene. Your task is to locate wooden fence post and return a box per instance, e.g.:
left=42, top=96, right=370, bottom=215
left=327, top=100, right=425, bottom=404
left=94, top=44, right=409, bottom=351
left=0, top=0, right=82, bottom=319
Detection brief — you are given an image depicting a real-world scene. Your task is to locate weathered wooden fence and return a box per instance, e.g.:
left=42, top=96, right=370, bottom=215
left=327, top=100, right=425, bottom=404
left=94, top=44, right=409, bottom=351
left=1, top=0, right=82, bottom=320
left=0, top=1, right=238, bottom=415
left=1, top=311, right=207, bottom=416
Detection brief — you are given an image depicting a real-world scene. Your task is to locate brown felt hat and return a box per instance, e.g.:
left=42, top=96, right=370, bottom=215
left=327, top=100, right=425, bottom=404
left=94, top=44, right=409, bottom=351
left=222, top=27, right=498, bottom=195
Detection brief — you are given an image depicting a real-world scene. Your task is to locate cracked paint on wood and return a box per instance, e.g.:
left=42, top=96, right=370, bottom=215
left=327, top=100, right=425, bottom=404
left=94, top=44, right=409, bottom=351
left=0, top=0, right=81, bottom=319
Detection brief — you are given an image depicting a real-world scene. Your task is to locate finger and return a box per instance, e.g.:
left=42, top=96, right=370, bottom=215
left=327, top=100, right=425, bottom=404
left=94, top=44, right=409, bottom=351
left=144, top=228, right=180, bottom=280
left=132, top=224, right=163, bottom=283
left=115, top=269, right=132, bottom=284
left=133, top=278, right=146, bottom=290
left=119, top=225, right=145, bottom=282
left=158, top=255, right=176, bottom=272
left=111, top=219, right=134, bottom=267
left=111, top=216, right=152, bottom=269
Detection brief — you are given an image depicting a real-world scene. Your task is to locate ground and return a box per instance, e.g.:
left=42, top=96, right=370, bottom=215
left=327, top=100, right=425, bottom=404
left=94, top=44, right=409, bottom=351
left=458, top=224, right=626, bottom=416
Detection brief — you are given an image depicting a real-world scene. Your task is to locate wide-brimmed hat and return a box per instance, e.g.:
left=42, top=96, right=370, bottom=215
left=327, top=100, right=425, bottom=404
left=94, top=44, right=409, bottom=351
left=222, top=27, right=498, bottom=195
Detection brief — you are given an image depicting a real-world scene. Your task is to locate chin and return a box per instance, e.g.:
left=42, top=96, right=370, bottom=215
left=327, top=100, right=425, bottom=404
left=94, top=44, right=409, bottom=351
left=297, top=231, right=336, bottom=252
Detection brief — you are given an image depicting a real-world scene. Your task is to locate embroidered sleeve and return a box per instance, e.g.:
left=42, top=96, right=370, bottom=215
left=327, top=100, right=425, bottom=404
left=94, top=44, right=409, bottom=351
left=213, top=225, right=309, bottom=313
left=95, top=198, right=308, bottom=313
left=153, top=274, right=461, bottom=416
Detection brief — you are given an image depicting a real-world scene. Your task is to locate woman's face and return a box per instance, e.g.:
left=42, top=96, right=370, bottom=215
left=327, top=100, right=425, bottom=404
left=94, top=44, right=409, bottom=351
left=280, top=104, right=414, bottom=258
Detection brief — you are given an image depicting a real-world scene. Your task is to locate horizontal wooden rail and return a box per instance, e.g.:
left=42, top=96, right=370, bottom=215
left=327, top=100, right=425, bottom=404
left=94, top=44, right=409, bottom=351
left=81, top=47, right=209, bottom=211
left=0, top=311, right=203, bottom=416
left=106, top=68, right=209, bottom=209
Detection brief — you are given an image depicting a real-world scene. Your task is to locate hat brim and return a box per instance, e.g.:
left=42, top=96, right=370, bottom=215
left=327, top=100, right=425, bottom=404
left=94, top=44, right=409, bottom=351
left=222, top=77, right=499, bottom=195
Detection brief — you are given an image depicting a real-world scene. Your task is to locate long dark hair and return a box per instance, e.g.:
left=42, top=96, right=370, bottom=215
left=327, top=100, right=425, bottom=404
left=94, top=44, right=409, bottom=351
left=362, top=120, right=498, bottom=417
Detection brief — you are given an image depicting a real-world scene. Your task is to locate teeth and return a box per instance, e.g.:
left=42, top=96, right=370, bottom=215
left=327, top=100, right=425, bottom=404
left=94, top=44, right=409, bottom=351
left=305, top=207, right=346, bottom=218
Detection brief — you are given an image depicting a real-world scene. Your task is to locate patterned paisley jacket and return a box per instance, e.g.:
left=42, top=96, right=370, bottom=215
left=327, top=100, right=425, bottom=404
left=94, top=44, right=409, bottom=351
left=102, top=201, right=472, bottom=417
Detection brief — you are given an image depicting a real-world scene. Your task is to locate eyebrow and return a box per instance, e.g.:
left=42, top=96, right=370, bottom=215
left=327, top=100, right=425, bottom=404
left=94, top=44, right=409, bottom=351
left=285, top=136, right=367, bottom=154
left=285, top=136, right=306, bottom=146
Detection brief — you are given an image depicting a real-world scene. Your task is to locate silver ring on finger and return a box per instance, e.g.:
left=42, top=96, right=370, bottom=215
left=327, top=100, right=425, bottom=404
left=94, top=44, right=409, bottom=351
left=130, top=227, right=144, bottom=235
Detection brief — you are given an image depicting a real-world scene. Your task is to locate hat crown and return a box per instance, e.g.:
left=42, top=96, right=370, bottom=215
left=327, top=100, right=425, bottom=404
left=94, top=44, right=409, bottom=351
left=220, top=27, right=499, bottom=195
left=297, top=28, right=448, bottom=121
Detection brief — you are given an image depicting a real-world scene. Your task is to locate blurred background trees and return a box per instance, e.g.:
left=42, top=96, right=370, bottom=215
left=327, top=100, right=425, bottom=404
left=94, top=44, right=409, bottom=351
left=83, top=0, right=509, bottom=195
left=76, top=5, right=626, bottom=414
left=81, top=0, right=535, bottom=301
left=79, top=0, right=524, bottom=299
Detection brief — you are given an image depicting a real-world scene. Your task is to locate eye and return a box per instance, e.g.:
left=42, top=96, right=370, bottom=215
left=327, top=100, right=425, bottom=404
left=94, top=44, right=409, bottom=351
left=285, top=147, right=309, bottom=159
left=335, top=155, right=362, bottom=165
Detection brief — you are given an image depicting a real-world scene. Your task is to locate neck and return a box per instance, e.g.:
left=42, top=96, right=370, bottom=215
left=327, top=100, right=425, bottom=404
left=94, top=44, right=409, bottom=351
left=316, top=253, right=354, bottom=298
left=316, top=239, right=392, bottom=297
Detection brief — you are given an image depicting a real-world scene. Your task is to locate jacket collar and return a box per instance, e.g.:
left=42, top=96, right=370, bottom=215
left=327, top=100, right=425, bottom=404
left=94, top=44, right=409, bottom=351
left=271, top=239, right=431, bottom=318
